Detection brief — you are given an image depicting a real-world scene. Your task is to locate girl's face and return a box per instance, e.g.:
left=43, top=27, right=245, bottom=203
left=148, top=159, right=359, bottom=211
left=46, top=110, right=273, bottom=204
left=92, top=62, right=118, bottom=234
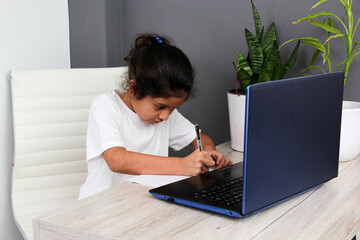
left=131, top=94, right=187, bottom=124
left=123, top=80, right=188, bottom=124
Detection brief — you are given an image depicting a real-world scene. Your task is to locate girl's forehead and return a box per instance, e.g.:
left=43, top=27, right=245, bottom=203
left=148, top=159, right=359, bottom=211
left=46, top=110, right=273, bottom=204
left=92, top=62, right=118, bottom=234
left=148, top=95, right=187, bottom=107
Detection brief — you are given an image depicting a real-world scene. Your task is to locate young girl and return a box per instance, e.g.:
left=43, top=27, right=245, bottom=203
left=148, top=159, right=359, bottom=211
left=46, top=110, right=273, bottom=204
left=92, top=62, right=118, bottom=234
left=79, top=33, right=232, bottom=200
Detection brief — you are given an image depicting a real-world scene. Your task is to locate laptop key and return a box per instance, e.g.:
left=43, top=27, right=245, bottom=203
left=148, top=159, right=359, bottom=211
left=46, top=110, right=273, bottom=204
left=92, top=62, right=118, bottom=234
left=188, top=177, right=243, bottom=206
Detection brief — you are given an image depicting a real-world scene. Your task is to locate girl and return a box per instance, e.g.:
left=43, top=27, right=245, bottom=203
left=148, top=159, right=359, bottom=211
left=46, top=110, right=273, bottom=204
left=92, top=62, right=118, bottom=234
left=79, top=33, right=232, bottom=200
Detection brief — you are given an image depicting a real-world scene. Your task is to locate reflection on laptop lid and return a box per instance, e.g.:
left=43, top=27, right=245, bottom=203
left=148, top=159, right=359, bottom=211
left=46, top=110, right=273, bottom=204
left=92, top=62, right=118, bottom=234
left=149, top=72, right=344, bottom=217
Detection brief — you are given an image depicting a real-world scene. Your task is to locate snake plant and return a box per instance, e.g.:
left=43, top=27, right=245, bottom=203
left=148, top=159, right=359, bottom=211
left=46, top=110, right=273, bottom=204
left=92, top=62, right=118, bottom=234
left=235, top=0, right=300, bottom=94
left=281, top=0, right=360, bottom=85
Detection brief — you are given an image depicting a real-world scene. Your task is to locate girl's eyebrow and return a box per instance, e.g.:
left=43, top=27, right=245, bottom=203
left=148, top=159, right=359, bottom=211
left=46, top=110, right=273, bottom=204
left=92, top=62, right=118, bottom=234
left=153, top=101, right=167, bottom=107
left=155, top=101, right=182, bottom=109
left=152, top=97, right=185, bottom=108
left=153, top=101, right=170, bottom=108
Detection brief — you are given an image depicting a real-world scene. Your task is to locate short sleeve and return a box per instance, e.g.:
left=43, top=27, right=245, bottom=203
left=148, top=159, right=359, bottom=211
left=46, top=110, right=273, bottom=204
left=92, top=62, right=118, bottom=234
left=86, top=95, right=125, bottom=161
left=168, top=109, right=196, bottom=151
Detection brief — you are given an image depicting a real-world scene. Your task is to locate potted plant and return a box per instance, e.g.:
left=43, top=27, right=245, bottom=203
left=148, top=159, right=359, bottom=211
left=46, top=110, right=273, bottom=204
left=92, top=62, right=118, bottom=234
left=228, top=0, right=300, bottom=151
left=281, top=0, right=360, bottom=161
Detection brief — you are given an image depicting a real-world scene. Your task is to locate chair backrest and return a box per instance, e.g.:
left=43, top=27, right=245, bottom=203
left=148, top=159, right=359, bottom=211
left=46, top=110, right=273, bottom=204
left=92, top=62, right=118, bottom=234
left=10, top=67, right=128, bottom=239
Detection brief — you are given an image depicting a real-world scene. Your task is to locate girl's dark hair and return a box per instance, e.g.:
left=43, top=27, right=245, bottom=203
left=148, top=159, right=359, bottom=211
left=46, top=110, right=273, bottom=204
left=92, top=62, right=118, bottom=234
left=123, top=33, right=194, bottom=99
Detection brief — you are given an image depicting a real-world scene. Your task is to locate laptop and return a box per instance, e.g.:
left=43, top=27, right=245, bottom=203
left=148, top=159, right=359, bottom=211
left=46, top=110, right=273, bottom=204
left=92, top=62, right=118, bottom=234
left=149, top=72, right=344, bottom=217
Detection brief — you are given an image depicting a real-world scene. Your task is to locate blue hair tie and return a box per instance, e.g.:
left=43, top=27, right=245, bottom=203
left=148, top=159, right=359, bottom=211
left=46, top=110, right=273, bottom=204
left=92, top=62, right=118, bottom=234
left=155, top=36, right=163, bottom=44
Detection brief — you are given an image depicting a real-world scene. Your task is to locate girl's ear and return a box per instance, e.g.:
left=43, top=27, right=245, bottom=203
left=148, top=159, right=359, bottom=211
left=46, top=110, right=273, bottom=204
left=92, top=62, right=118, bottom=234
left=128, top=79, right=136, bottom=97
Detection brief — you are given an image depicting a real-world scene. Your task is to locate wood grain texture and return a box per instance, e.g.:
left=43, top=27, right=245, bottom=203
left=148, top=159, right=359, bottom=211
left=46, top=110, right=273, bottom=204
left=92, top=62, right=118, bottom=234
left=34, top=142, right=360, bottom=240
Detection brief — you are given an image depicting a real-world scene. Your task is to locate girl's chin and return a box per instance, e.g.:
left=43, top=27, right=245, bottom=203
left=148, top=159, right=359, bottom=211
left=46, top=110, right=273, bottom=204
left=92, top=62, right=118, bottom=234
left=143, top=119, right=161, bottom=124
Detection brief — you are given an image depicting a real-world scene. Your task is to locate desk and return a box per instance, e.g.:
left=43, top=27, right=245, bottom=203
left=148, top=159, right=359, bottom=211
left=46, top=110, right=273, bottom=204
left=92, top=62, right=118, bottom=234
left=34, top=141, right=360, bottom=240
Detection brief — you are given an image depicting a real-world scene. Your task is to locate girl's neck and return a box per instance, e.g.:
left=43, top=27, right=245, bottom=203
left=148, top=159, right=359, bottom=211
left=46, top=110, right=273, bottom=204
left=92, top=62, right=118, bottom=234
left=117, top=91, right=135, bottom=112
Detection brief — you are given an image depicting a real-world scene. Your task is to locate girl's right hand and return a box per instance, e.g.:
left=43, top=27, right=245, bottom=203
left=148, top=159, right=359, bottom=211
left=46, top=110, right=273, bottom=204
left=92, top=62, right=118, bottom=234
left=182, top=150, right=215, bottom=176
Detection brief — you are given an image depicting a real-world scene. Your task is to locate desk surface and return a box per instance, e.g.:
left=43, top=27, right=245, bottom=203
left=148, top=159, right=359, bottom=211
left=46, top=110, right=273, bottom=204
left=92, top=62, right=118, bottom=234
left=34, top=141, right=360, bottom=240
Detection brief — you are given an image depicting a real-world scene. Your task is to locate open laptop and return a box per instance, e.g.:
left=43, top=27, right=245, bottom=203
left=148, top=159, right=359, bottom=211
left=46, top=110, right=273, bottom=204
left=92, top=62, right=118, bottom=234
left=149, top=72, right=344, bottom=217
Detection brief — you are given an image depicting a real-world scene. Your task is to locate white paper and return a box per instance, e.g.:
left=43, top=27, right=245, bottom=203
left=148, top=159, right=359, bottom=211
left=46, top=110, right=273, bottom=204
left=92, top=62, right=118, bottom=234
left=127, top=174, right=190, bottom=188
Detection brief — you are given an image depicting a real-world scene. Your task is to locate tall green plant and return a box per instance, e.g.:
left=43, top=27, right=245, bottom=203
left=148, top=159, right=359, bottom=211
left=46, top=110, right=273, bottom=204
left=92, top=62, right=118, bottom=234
left=235, top=0, right=300, bottom=94
left=281, top=0, right=360, bottom=84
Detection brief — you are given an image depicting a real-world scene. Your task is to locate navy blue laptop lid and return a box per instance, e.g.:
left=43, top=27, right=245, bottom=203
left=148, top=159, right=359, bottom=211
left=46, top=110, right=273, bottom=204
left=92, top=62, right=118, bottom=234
left=242, top=72, right=344, bottom=214
left=149, top=72, right=344, bottom=218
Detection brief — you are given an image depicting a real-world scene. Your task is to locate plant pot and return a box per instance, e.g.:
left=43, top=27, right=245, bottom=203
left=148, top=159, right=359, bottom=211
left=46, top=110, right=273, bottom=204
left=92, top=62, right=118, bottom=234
left=227, top=90, right=246, bottom=152
left=339, top=101, right=360, bottom=162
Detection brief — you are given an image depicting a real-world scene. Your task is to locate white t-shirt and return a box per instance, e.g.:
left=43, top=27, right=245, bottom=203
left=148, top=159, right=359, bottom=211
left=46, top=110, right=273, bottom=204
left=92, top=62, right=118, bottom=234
left=78, top=91, right=196, bottom=199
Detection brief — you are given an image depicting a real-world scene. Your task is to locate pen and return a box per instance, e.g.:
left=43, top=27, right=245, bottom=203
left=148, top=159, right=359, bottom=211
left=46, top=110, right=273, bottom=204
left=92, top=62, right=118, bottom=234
left=195, top=124, right=202, bottom=151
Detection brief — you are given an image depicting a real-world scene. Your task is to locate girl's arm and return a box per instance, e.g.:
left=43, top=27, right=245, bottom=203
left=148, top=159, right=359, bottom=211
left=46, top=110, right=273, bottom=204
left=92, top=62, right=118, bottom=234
left=103, top=132, right=232, bottom=176
left=102, top=146, right=215, bottom=176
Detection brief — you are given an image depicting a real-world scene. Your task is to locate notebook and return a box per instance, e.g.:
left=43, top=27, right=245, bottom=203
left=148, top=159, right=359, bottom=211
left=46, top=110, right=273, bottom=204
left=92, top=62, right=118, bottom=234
left=149, top=72, right=344, bottom=217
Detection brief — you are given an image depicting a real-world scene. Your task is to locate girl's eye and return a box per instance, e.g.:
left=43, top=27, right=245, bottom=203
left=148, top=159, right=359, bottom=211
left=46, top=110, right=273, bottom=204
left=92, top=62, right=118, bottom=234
left=157, top=105, right=165, bottom=110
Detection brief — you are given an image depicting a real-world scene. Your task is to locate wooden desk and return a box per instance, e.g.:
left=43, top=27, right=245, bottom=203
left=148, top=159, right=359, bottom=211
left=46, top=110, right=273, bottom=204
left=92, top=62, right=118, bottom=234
left=34, top=141, right=360, bottom=240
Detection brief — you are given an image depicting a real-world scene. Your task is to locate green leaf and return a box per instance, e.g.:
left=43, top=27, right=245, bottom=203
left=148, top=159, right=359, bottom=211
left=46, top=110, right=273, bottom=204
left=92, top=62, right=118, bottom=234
left=300, top=37, right=327, bottom=52
left=283, top=40, right=300, bottom=73
left=292, top=12, right=346, bottom=31
left=263, top=23, right=276, bottom=50
left=339, top=0, right=348, bottom=8
left=263, top=39, right=276, bottom=63
left=262, top=24, right=277, bottom=62
left=324, top=17, right=334, bottom=37
left=325, top=17, right=334, bottom=27
left=279, top=38, right=297, bottom=49
left=311, top=49, right=321, bottom=66
left=257, top=65, right=271, bottom=83
left=282, top=37, right=326, bottom=53
left=335, top=58, right=347, bottom=71
left=352, top=48, right=360, bottom=59
left=321, top=52, right=330, bottom=66
left=355, top=41, right=360, bottom=49
left=350, top=41, right=360, bottom=55
left=245, top=29, right=263, bottom=74
left=310, top=0, right=330, bottom=10
left=324, top=33, right=346, bottom=45
left=266, top=40, right=284, bottom=80
left=251, top=0, right=263, bottom=42
left=325, top=18, right=334, bottom=37
left=354, top=17, right=360, bottom=34
left=236, top=51, right=252, bottom=93
left=237, top=68, right=252, bottom=92
left=308, top=20, right=342, bottom=35
left=298, top=65, right=327, bottom=74
left=236, top=51, right=253, bottom=76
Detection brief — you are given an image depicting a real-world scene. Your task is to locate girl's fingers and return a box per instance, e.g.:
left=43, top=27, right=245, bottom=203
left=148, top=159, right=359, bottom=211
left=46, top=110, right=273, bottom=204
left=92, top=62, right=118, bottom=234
left=201, top=152, right=216, bottom=167
left=200, top=165, right=209, bottom=174
left=216, top=158, right=233, bottom=169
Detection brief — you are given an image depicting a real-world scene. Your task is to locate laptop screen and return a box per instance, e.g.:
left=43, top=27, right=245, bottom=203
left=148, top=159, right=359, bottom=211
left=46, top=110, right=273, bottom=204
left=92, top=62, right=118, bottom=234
left=242, top=72, right=344, bottom=214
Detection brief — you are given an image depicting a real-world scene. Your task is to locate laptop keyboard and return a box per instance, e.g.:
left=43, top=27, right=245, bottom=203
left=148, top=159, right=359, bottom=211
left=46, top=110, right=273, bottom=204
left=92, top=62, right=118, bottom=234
left=189, top=177, right=243, bottom=206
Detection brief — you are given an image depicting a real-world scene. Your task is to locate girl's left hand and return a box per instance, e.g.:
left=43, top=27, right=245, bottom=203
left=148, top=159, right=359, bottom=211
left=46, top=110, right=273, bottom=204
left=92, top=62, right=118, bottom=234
left=208, top=150, right=233, bottom=169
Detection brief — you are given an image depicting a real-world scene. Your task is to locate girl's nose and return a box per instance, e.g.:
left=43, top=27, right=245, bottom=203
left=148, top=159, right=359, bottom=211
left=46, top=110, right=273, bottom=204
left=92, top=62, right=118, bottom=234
left=159, top=110, right=171, bottom=120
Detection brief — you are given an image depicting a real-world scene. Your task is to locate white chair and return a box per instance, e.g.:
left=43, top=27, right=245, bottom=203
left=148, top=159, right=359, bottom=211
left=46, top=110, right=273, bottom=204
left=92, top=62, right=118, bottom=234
left=10, top=67, right=128, bottom=240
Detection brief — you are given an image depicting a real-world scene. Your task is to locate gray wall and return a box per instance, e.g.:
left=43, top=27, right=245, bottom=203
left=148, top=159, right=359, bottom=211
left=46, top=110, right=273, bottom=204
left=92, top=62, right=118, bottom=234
left=69, top=0, right=360, bottom=157
left=68, top=0, right=123, bottom=68
left=2, top=2, right=71, bottom=239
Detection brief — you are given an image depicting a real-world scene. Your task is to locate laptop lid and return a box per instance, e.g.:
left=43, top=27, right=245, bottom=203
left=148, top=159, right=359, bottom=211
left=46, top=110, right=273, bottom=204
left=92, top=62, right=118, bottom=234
left=242, top=72, right=344, bottom=215
left=149, top=72, right=344, bottom=218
